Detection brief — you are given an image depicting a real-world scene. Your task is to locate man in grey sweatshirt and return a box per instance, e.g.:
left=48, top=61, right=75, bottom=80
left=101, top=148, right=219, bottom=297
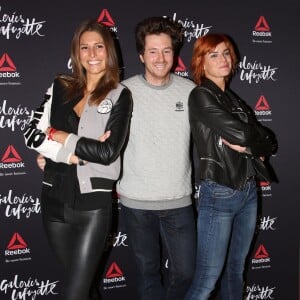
left=117, top=16, right=196, bottom=300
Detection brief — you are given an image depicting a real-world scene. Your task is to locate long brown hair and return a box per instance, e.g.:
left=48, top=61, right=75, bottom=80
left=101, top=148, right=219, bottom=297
left=190, top=33, right=238, bottom=85
left=58, top=19, right=120, bottom=105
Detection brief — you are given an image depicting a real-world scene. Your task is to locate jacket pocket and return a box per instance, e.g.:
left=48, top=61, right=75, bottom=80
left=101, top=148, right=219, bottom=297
left=42, top=171, right=67, bottom=202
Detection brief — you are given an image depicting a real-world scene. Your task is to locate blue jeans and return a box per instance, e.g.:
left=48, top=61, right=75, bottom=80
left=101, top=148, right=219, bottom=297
left=121, top=204, right=196, bottom=300
left=185, top=179, right=257, bottom=300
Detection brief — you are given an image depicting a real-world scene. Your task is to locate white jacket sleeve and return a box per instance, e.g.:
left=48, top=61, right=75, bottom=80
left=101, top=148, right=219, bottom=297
left=23, top=83, right=72, bottom=164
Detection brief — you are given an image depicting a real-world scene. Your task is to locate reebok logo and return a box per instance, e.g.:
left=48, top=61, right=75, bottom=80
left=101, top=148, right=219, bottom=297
left=259, top=181, right=271, bottom=187
left=254, top=96, right=272, bottom=117
left=175, top=57, right=188, bottom=77
left=257, top=181, right=272, bottom=197
left=106, top=262, right=123, bottom=278
left=7, top=232, right=27, bottom=250
left=252, top=16, right=272, bottom=38
left=0, top=145, right=25, bottom=170
left=254, top=244, right=269, bottom=259
left=252, top=244, right=271, bottom=264
left=1, top=145, right=22, bottom=163
left=175, top=57, right=186, bottom=72
left=255, top=96, right=270, bottom=111
left=175, top=101, right=184, bottom=112
left=97, top=9, right=115, bottom=27
left=103, top=262, right=126, bottom=283
left=0, top=53, right=20, bottom=78
left=97, top=9, right=118, bottom=33
left=0, top=53, right=16, bottom=71
left=5, top=232, right=31, bottom=256
left=254, top=16, right=270, bottom=32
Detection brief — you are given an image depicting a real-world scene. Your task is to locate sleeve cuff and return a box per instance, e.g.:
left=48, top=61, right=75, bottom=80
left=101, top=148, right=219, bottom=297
left=56, top=147, right=73, bottom=164
left=245, top=147, right=252, bottom=155
left=64, top=133, right=80, bottom=153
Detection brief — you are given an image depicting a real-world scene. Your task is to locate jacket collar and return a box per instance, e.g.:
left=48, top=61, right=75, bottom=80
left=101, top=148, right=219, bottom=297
left=201, top=78, right=226, bottom=97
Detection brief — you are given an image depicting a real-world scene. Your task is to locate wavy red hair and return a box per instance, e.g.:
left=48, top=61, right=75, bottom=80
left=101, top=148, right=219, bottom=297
left=190, top=33, right=238, bottom=85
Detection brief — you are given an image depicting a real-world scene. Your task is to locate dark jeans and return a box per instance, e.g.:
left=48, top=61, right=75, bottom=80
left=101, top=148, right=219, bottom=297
left=185, top=179, right=258, bottom=300
left=121, top=204, right=196, bottom=300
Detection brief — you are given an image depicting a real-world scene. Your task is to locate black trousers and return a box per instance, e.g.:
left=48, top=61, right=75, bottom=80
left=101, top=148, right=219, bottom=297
left=41, top=187, right=112, bottom=300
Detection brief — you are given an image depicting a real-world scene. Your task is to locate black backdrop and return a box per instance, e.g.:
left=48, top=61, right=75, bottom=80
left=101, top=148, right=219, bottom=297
left=1, top=1, right=299, bottom=299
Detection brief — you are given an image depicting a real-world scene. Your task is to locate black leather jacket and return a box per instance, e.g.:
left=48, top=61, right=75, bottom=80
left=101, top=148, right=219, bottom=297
left=189, top=79, right=277, bottom=190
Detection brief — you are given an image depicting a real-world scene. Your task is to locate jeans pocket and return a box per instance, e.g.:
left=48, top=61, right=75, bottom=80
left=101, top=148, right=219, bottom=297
left=211, top=182, right=237, bottom=199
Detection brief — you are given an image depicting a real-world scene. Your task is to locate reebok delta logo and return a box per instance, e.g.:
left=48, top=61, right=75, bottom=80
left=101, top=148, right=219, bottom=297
left=97, top=9, right=118, bottom=32
left=0, top=145, right=26, bottom=176
left=252, top=16, right=272, bottom=44
left=103, top=262, right=127, bottom=289
left=255, top=16, right=270, bottom=32
left=105, top=262, right=123, bottom=278
left=255, top=95, right=270, bottom=111
left=0, top=53, right=21, bottom=85
left=251, top=244, right=271, bottom=270
left=7, top=232, right=27, bottom=250
left=0, top=53, right=17, bottom=72
left=254, top=244, right=269, bottom=259
left=254, top=95, right=272, bottom=122
left=174, top=57, right=189, bottom=78
left=1, top=144, right=22, bottom=163
left=4, top=232, right=31, bottom=261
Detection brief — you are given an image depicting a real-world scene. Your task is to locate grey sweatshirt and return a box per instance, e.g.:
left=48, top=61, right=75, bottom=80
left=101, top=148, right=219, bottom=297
left=117, top=74, right=196, bottom=210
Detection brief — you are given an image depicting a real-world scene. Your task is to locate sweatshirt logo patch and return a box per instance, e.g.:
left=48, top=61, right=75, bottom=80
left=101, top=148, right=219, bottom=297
left=98, top=99, right=113, bottom=114
left=175, top=101, right=184, bottom=111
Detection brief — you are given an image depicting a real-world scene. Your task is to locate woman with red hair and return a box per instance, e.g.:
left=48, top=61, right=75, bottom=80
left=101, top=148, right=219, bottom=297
left=185, top=34, right=277, bottom=299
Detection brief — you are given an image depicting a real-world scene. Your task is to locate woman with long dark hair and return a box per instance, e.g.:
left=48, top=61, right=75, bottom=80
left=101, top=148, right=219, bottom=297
left=24, top=19, right=132, bottom=300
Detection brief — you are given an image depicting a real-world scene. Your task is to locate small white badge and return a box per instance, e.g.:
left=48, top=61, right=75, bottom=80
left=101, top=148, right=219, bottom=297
left=97, top=99, right=113, bottom=114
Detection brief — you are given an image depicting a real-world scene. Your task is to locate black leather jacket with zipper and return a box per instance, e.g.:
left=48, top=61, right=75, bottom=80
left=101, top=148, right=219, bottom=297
left=189, top=79, right=277, bottom=190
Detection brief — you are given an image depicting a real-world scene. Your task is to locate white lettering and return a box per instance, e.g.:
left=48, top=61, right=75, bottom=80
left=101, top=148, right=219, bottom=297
left=246, top=284, right=275, bottom=299
left=0, top=190, right=41, bottom=219
left=239, top=56, right=277, bottom=84
left=0, top=100, right=33, bottom=131
left=170, top=13, right=211, bottom=42
left=0, top=274, right=59, bottom=299
left=113, top=232, right=128, bottom=247
left=260, top=216, right=277, bottom=231
left=0, top=7, right=45, bottom=39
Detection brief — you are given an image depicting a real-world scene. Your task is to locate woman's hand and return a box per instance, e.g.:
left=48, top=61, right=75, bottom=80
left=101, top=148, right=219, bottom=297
left=36, top=154, right=46, bottom=171
left=69, top=131, right=111, bottom=165
left=99, top=130, right=111, bottom=142
left=222, top=138, right=246, bottom=153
